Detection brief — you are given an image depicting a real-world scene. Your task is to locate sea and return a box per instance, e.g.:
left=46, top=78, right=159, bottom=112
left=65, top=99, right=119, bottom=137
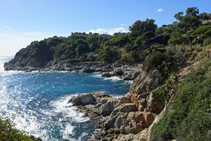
left=0, top=56, right=131, bottom=141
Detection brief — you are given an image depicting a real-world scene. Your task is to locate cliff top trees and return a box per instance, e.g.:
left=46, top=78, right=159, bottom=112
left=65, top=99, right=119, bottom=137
left=174, top=12, right=184, bottom=21
left=199, top=12, right=209, bottom=20
left=169, top=7, right=200, bottom=48
left=186, top=7, right=199, bottom=16
left=129, top=18, right=157, bottom=36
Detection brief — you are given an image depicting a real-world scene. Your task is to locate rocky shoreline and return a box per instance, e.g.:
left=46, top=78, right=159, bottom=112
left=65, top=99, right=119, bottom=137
left=67, top=69, right=167, bottom=141
left=4, top=59, right=142, bottom=81
left=4, top=57, right=168, bottom=141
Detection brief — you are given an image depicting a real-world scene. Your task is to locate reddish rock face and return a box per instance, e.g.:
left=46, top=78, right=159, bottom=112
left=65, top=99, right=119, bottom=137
left=119, top=93, right=132, bottom=104
left=131, top=94, right=139, bottom=108
left=120, top=103, right=137, bottom=112
left=123, top=111, right=156, bottom=134
left=142, top=112, right=156, bottom=127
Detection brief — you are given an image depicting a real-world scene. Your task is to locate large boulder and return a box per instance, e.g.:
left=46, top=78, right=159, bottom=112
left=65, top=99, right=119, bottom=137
left=68, top=93, right=96, bottom=106
left=122, top=71, right=140, bottom=80
left=120, top=103, right=137, bottom=112
left=102, top=65, right=113, bottom=72
left=119, top=93, right=132, bottom=104
left=104, top=116, right=118, bottom=130
left=101, top=72, right=112, bottom=77
left=79, top=67, right=93, bottom=73
left=99, top=100, right=116, bottom=116
left=112, top=69, right=124, bottom=76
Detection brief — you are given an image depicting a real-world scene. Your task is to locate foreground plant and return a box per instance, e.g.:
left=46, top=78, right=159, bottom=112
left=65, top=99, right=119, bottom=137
left=0, top=111, right=33, bottom=141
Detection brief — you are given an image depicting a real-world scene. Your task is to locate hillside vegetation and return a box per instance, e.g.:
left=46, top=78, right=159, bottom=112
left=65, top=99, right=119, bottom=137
left=10, top=7, right=211, bottom=67
left=2, top=7, right=211, bottom=141
left=150, top=58, right=211, bottom=141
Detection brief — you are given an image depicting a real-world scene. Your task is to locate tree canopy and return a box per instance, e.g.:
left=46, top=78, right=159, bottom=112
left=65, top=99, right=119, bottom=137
left=129, top=18, right=157, bottom=36
left=17, top=7, right=211, bottom=64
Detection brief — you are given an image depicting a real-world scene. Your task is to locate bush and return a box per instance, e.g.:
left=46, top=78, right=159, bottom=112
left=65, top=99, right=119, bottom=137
left=153, top=73, right=178, bottom=102
left=203, top=37, right=211, bottom=46
left=87, top=54, right=97, bottom=61
left=151, top=59, right=211, bottom=141
left=78, top=55, right=86, bottom=61
left=148, top=44, right=166, bottom=54
left=120, top=53, right=133, bottom=63
left=142, top=51, right=167, bottom=72
left=0, top=116, right=33, bottom=141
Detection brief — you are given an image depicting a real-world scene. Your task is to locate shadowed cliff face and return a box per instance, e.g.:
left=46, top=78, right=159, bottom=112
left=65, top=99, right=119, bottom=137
left=4, top=42, right=54, bottom=70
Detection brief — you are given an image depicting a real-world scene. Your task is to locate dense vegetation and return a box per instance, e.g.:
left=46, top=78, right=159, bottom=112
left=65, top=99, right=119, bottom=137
left=151, top=59, right=211, bottom=141
left=18, top=7, right=211, bottom=65
left=4, top=7, right=211, bottom=140
left=0, top=116, right=33, bottom=141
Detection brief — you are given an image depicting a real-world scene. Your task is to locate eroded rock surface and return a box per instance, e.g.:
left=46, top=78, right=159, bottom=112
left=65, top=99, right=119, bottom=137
left=68, top=69, right=166, bottom=141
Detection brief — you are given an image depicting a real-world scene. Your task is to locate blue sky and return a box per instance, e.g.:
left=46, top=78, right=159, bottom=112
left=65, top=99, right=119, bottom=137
left=0, top=0, right=210, bottom=56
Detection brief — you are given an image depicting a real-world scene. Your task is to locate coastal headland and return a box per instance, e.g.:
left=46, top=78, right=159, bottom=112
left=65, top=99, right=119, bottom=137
left=3, top=6, right=211, bottom=141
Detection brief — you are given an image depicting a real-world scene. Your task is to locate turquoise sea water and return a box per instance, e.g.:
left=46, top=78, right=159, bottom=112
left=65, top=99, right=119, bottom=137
left=0, top=56, right=130, bottom=141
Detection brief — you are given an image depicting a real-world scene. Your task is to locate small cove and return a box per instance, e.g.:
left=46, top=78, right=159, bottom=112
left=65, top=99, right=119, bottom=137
left=0, top=56, right=130, bottom=141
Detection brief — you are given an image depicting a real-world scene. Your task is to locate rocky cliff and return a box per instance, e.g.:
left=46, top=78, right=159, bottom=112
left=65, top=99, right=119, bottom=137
left=4, top=41, right=54, bottom=71
left=68, top=68, right=166, bottom=141
left=68, top=49, right=211, bottom=141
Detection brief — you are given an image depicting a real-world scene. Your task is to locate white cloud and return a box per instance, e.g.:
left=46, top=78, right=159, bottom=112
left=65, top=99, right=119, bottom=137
left=120, top=24, right=126, bottom=26
left=157, top=9, right=164, bottom=12
left=86, top=27, right=128, bottom=35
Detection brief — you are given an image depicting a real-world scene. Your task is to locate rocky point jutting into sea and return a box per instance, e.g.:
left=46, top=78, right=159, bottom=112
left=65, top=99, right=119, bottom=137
left=4, top=48, right=168, bottom=141
left=3, top=8, right=211, bottom=140
left=67, top=69, right=166, bottom=141
left=4, top=43, right=211, bottom=141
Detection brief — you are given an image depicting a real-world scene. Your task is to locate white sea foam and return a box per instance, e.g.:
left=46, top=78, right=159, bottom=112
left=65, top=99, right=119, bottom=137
left=96, top=90, right=108, bottom=94
left=124, top=80, right=133, bottom=84
left=111, top=94, right=124, bottom=99
left=0, top=82, right=88, bottom=141
left=0, top=56, right=130, bottom=140
left=7, top=93, right=89, bottom=140
left=50, top=94, right=89, bottom=123
left=92, top=72, right=102, bottom=78
left=93, top=73, right=122, bottom=81
left=104, top=76, right=121, bottom=81
left=62, top=124, right=74, bottom=139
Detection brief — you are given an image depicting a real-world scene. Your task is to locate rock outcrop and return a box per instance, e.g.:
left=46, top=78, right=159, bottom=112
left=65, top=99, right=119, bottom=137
left=68, top=93, right=96, bottom=106
left=130, top=70, right=164, bottom=94
left=68, top=92, right=119, bottom=120
left=4, top=44, right=54, bottom=71
left=68, top=69, right=166, bottom=141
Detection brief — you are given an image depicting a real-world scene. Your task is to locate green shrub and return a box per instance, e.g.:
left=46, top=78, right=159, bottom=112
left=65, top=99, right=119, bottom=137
left=0, top=116, right=33, bottom=141
left=153, top=73, right=178, bottom=102
left=87, top=54, right=97, bottom=61
left=78, top=55, right=86, bottom=61
left=203, top=37, right=211, bottom=46
left=142, top=51, right=169, bottom=73
left=148, top=44, right=166, bottom=54
left=151, top=59, right=211, bottom=141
